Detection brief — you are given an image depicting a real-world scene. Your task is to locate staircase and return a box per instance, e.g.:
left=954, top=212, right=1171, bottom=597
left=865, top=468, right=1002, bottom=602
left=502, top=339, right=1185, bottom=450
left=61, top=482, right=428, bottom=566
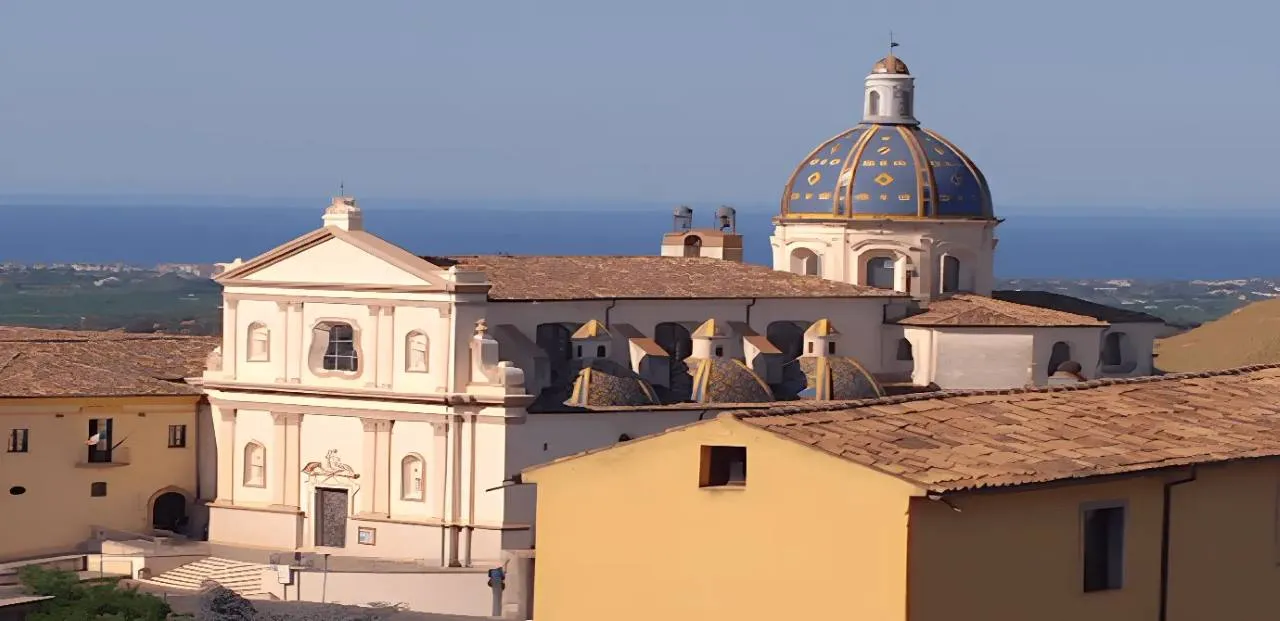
left=142, top=557, right=269, bottom=597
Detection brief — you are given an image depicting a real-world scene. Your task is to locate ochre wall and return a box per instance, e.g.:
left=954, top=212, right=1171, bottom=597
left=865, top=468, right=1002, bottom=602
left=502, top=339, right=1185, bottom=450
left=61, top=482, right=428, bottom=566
left=527, top=416, right=921, bottom=621
left=0, top=396, right=200, bottom=560
left=908, top=461, right=1280, bottom=621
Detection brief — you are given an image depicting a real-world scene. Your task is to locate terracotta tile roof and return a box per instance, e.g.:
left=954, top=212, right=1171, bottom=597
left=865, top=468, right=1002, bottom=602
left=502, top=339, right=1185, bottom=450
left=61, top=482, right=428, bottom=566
left=896, top=294, right=1106, bottom=327
left=0, top=327, right=216, bottom=398
left=421, top=255, right=901, bottom=301
left=735, top=365, right=1280, bottom=493
left=993, top=290, right=1164, bottom=324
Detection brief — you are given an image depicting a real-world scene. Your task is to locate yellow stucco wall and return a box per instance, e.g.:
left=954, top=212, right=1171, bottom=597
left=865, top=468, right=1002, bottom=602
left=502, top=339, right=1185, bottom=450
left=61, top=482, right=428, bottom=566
left=526, top=416, right=922, bottom=621
left=908, top=460, right=1280, bottom=621
left=0, top=396, right=200, bottom=560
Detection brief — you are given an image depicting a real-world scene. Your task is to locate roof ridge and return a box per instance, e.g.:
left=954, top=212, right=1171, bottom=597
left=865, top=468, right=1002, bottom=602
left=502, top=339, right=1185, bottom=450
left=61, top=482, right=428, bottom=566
left=732, top=363, right=1280, bottom=420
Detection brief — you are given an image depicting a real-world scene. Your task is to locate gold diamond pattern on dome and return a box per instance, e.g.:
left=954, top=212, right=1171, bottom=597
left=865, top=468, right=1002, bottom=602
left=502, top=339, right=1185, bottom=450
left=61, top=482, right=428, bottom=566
left=874, top=172, right=894, bottom=186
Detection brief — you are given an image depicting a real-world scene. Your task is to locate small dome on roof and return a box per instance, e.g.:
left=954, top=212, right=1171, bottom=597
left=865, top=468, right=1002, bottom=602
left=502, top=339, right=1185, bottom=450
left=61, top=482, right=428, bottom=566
left=872, top=54, right=909, bottom=75
left=688, top=358, right=773, bottom=404
left=564, top=359, right=660, bottom=408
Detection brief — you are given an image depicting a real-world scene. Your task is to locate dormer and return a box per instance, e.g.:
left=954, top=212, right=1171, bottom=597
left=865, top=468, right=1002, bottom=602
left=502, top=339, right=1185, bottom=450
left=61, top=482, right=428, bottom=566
left=691, top=319, right=733, bottom=359
left=571, top=320, right=612, bottom=361
left=803, top=318, right=840, bottom=357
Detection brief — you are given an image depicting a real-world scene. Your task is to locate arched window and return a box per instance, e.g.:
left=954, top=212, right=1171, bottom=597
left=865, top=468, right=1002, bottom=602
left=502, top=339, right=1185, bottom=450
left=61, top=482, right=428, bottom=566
left=941, top=256, right=961, bottom=294
left=247, top=322, right=270, bottom=362
left=683, top=235, right=703, bottom=258
left=595, top=345, right=607, bottom=358
left=401, top=454, right=425, bottom=501
left=866, top=257, right=896, bottom=290
left=406, top=331, right=429, bottom=372
left=1102, top=332, right=1127, bottom=367
left=1048, top=341, right=1072, bottom=376
left=790, top=248, right=820, bottom=276
left=536, top=323, right=577, bottom=386
left=868, top=90, right=881, bottom=116
left=896, top=338, right=914, bottom=361
left=655, top=322, right=693, bottom=400
left=243, top=442, right=266, bottom=488
left=312, top=322, right=358, bottom=372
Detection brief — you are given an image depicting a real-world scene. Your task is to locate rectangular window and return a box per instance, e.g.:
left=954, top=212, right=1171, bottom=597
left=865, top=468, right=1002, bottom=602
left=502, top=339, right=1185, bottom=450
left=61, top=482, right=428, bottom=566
left=88, top=418, right=113, bottom=463
left=90, top=482, right=107, bottom=497
left=1083, top=504, right=1125, bottom=592
left=168, top=425, right=187, bottom=448
left=6, top=429, right=28, bottom=453
left=700, top=446, right=747, bottom=488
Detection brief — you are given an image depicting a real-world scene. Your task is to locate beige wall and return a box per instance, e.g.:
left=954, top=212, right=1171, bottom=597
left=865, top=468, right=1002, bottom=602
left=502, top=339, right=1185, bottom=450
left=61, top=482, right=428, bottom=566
left=526, top=416, right=922, bottom=621
left=908, top=460, right=1280, bottom=621
left=274, top=568, right=494, bottom=617
left=0, top=396, right=200, bottom=560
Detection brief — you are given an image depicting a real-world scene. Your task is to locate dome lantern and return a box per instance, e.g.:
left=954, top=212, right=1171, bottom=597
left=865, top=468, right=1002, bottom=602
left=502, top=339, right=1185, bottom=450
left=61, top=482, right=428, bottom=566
left=864, top=37, right=917, bottom=126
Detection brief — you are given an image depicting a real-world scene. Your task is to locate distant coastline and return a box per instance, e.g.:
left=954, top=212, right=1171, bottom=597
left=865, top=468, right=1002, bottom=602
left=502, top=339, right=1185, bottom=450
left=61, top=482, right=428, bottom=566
left=2, top=201, right=1279, bottom=280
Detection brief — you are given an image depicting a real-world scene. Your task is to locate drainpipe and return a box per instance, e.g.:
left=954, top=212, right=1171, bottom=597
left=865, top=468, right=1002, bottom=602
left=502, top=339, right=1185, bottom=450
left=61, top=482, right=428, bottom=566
left=1159, top=466, right=1197, bottom=621
left=603, top=299, right=618, bottom=327
left=743, top=298, right=757, bottom=326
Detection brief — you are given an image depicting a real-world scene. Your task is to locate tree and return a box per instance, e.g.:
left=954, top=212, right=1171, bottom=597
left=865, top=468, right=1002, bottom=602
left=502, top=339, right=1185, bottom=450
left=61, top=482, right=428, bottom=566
left=18, top=566, right=173, bottom=621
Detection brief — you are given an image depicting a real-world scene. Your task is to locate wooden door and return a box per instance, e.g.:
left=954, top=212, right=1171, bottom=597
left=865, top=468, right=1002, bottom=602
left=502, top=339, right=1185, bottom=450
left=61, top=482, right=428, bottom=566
left=314, top=488, right=349, bottom=548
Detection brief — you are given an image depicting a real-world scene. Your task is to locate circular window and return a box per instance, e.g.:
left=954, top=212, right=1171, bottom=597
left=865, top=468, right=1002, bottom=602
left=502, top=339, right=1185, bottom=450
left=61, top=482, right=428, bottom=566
left=8, top=486, right=26, bottom=496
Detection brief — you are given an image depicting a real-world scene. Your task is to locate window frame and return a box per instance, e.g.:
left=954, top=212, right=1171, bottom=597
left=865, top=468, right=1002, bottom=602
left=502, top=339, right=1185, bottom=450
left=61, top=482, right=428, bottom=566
left=88, top=418, right=113, bottom=464
left=167, top=424, right=188, bottom=449
left=1081, top=500, right=1127, bottom=593
left=400, top=454, right=426, bottom=501
left=699, top=445, right=747, bottom=488
left=405, top=330, right=430, bottom=373
left=243, top=441, right=267, bottom=488
left=310, top=320, right=362, bottom=377
left=247, top=322, right=271, bottom=362
left=90, top=482, right=108, bottom=497
left=6, top=428, right=28, bottom=453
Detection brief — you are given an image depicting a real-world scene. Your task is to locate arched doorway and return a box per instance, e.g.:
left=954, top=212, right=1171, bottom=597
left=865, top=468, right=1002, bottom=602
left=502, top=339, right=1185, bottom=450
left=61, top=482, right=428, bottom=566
left=152, top=491, right=188, bottom=533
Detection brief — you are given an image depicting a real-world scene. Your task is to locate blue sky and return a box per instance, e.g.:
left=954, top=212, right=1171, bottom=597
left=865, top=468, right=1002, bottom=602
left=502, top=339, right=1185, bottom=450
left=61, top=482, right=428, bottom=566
left=0, top=0, right=1276, bottom=209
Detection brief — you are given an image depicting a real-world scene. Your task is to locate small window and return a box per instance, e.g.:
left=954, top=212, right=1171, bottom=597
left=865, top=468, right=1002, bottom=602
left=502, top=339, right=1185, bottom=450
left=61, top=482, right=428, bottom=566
left=1102, top=332, right=1125, bottom=367
left=406, top=331, right=429, bottom=372
left=243, top=442, right=266, bottom=488
left=714, top=346, right=724, bottom=358
left=896, top=338, right=913, bottom=361
left=595, top=345, right=606, bottom=358
left=247, top=322, right=270, bottom=362
left=868, top=90, right=881, bottom=116
left=7, top=429, right=28, bottom=453
left=1083, top=504, right=1125, bottom=592
left=1049, top=341, right=1072, bottom=375
left=866, top=257, right=896, bottom=289
left=941, top=255, right=961, bottom=294
left=790, top=248, right=820, bottom=276
left=167, top=425, right=187, bottom=448
left=401, top=454, right=425, bottom=501
left=90, top=482, right=108, bottom=497
left=8, top=486, right=25, bottom=496
left=827, top=342, right=836, bottom=355
left=576, top=345, right=583, bottom=358
left=700, top=445, right=747, bottom=487
left=320, top=323, right=359, bottom=372
left=807, top=342, right=814, bottom=354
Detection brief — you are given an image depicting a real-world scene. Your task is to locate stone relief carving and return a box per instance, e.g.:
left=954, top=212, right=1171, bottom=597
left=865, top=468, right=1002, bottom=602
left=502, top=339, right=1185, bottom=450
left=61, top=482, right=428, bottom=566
left=301, top=449, right=361, bottom=483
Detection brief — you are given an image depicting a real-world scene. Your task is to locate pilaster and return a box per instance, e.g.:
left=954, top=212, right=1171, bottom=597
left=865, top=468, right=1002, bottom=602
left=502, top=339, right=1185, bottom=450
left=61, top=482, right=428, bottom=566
left=286, top=303, right=303, bottom=383
left=274, top=302, right=289, bottom=383
left=378, top=306, right=395, bottom=389
left=221, top=299, right=239, bottom=379
left=360, top=418, right=393, bottom=516
left=214, top=406, right=237, bottom=503
left=271, top=412, right=303, bottom=508
left=365, top=305, right=382, bottom=388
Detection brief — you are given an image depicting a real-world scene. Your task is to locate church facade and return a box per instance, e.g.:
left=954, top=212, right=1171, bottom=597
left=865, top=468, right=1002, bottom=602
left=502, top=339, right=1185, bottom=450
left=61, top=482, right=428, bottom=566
left=189, top=51, right=1167, bottom=613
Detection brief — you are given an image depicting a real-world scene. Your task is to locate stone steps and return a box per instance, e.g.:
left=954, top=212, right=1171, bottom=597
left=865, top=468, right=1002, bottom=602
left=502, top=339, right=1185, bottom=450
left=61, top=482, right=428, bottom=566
left=139, top=557, right=269, bottom=597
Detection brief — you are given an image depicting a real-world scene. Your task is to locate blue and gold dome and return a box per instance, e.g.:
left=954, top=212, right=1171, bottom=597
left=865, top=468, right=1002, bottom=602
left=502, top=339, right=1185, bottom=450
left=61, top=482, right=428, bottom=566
left=780, top=53, right=993, bottom=220
left=782, top=125, right=992, bottom=220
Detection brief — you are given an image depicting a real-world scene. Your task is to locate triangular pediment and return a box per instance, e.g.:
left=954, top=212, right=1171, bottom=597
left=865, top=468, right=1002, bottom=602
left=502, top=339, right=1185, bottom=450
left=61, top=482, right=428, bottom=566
left=217, top=227, right=447, bottom=290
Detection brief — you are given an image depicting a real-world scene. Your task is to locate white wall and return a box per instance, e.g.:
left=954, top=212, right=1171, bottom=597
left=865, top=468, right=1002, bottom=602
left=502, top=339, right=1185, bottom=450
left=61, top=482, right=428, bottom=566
left=932, top=330, right=1034, bottom=389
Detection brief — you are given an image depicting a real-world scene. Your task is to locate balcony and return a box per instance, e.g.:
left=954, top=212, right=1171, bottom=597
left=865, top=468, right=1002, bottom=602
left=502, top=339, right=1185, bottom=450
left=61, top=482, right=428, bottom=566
left=76, top=446, right=132, bottom=468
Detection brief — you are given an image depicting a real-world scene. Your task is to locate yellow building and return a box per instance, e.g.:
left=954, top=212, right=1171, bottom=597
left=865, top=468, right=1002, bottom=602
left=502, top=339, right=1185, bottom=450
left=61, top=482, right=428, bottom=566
left=525, top=364, right=1280, bottom=621
left=0, top=327, right=214, bottom=561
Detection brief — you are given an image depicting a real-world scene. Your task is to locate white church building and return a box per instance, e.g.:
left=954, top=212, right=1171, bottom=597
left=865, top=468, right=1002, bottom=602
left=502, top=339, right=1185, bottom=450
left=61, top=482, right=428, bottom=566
left=174, top=50, right=1166, bottom=616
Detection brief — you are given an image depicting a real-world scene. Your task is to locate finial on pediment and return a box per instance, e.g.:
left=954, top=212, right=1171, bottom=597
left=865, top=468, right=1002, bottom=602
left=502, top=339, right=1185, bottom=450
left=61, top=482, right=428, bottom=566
left=474, top=318, right=489, bottom=338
